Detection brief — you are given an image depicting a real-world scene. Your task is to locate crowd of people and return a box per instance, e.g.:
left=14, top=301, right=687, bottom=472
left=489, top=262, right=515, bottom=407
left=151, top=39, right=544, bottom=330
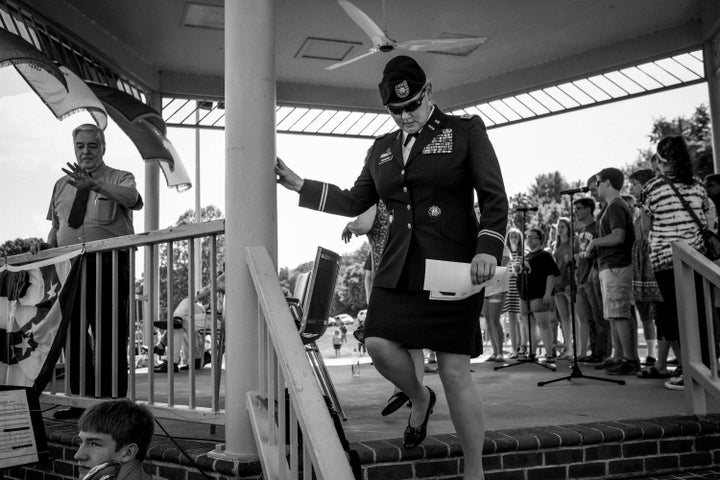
left=480, top=138, right=718, bottom=395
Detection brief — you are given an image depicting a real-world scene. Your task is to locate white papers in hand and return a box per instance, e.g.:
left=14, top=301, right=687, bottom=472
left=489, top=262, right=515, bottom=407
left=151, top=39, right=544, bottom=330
left=423, top=259, right=507, bottom=301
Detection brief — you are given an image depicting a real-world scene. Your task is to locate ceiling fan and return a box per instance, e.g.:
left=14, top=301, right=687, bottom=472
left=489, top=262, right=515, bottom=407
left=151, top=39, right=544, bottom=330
left=326, top=0, right=487, bottom=70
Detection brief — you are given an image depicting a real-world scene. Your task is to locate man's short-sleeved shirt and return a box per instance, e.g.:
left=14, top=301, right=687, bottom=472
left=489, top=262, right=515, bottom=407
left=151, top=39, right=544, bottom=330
left=597, top=197, right=634, bottom=270
left=47, top=164, right=139, bottom=246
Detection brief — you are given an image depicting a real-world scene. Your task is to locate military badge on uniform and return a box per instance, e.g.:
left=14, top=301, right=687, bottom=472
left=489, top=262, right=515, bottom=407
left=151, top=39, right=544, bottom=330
left=395, top=80, right=410, bottom=99
left=428, top=205, right=442, bottom=218
left=422, top=128, right=453, bottom=154
left=378, top=148, right=393, bottom=165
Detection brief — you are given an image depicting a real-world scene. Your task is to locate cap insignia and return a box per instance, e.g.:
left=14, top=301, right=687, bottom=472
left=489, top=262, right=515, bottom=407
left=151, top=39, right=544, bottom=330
left=395, top=80, right=410, bottom=99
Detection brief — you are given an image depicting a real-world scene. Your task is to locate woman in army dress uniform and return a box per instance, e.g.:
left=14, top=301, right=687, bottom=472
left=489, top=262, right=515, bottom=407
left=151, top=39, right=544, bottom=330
left=276, top=56, right=508, bottom=480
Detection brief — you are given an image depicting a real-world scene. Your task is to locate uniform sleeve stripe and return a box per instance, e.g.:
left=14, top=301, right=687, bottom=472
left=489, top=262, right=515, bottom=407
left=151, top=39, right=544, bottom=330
left=478, top=229, right=505, bottom=244
left=319, top=183, right=328, bottom=211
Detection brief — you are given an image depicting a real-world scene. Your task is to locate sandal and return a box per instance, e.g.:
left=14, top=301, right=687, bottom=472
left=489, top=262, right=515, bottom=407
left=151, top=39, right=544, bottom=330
left=636, top=366, right=671, bottom=379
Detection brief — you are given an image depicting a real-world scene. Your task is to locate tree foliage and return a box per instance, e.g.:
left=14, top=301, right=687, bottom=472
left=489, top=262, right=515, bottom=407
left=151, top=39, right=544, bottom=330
left=157, top=206, right=225, bottom=319
left=528, top=171, right=570, bottom=204
left=0, top=237, right=46, bottom=257
left=624, top=104, right=713, bottom=179
left=508, top=172, right=581, bottom=241
left=337, top=263, right=366, bottom=312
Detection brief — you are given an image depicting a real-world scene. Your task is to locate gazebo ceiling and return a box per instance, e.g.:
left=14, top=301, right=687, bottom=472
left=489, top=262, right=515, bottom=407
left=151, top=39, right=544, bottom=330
left=19, top=0, right=720, bottom=112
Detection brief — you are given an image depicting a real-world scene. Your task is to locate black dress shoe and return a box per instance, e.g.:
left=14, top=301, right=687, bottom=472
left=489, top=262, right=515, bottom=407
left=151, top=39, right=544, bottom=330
left=403, top=387, right=436, bottom=449
left=381, top=391, right=410, bottom=416
left=53, top=406, right=85, bottom=419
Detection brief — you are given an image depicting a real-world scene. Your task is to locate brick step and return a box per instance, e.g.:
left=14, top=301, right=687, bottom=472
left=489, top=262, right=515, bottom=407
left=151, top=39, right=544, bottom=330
left=352, top=414, right=720, bottom=480
left=6, top=414, right=720, bottom=480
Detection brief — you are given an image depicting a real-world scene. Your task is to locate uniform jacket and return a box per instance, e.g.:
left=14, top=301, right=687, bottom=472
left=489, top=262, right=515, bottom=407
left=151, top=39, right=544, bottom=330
left=299, top=107, right=508, bottom=290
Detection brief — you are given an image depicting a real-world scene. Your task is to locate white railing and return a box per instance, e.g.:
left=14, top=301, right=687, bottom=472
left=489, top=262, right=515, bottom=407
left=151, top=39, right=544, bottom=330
left=3, top=220, right=227, bottom=424
left=245, top=246, right=354, bottom=480
left=673, top=242, right=720, bottom=413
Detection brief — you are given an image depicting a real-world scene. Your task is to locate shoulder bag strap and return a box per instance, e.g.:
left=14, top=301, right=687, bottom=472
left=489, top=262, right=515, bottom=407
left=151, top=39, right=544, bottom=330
left=661, top=175, right=704, bottom=230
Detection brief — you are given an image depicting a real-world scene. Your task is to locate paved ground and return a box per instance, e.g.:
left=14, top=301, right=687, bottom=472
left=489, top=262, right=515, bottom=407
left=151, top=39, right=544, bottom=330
left=312, top=325, right=716, bottom=442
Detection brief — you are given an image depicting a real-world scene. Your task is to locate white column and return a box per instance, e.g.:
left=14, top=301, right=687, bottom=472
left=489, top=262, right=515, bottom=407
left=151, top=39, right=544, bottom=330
left=143, top=93, right=162, bottom=360
left=220, top=0, right=277, bottom=457
left=705, top=36, right=720, bottom=173
left=194, top=111, right=202, bottom=294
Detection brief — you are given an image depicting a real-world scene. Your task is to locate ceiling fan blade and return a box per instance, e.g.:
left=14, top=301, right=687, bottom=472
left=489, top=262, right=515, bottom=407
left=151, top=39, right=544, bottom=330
left=325, top=50, right=378, bottom=70
left=396, top=37, right=488, bottom=52
left=338, top=0, right=393, bottom=47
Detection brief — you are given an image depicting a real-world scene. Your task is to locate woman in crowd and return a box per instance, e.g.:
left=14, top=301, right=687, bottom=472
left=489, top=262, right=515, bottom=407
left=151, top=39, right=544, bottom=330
left=628, top=168, right=662, bottom=377
left=503, top=228, right=525, bottom=358
left=641, top=136, right=714, bottom=390
left=552, top=217, right=578, bottom=359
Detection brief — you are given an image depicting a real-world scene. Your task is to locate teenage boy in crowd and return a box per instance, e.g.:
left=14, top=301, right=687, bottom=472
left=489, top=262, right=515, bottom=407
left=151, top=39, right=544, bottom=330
left=572, top=197, right=602, bottom=363
left=586, top=168, right=639, bottom=375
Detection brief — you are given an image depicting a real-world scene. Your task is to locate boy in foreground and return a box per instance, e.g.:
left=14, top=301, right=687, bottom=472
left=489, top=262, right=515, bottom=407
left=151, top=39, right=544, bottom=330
left=75, top=399, right=163, bottom=480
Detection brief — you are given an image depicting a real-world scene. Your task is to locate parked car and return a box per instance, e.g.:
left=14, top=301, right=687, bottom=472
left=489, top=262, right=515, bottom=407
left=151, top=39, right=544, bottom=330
left=333, top=314, right=354, bottom=325
left=357, top=309, right=367, bottom=322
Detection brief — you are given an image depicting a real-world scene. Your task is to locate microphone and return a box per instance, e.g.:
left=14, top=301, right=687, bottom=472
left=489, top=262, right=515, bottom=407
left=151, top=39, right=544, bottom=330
left=514, top=206, right=539, bottom=212
left=560, top=187, right=590, bottom=195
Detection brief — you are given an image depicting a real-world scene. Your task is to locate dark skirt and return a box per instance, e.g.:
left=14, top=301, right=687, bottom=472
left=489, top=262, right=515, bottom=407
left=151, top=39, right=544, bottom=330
left=364, top=287, right=484, bottom=357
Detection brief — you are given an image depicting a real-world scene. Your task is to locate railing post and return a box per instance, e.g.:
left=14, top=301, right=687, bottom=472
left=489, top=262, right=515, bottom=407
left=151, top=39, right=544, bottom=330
left=675, top=255, right=705, bottom=413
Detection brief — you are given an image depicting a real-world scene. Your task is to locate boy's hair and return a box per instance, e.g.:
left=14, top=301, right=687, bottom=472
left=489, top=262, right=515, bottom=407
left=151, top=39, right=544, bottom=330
left=573, top=197, right=596, bottom=212
left=597, top=167, right=624, bottom=191
left=78, top=400, right=154, bottom=461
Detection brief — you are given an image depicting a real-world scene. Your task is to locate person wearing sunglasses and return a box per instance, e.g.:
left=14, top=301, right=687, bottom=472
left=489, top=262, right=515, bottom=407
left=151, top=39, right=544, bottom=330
left=276, top=55, right=508, bottom=480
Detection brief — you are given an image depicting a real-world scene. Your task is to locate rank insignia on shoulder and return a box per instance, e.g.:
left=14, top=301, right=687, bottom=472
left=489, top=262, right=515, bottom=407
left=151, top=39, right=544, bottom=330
left=460, top=114, right=478, bottom=120
left=428, top=205, right=442, bottom=218
left=378, top=148, right=393, bottom=165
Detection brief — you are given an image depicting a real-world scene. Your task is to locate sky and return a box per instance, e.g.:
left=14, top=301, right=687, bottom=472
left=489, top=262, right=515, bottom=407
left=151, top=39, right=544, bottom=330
left=0, top=67, right=710, bottom=269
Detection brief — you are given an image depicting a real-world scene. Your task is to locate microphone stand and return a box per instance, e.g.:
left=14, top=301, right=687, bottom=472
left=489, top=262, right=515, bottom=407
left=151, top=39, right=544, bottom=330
left=538, top=191, right=625, bottom=387
left=495, top=206, right=556, bottom=372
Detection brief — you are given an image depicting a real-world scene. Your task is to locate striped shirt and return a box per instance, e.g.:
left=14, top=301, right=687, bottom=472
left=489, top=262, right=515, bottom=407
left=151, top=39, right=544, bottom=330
left=642, top=176, right=710, bottom=271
